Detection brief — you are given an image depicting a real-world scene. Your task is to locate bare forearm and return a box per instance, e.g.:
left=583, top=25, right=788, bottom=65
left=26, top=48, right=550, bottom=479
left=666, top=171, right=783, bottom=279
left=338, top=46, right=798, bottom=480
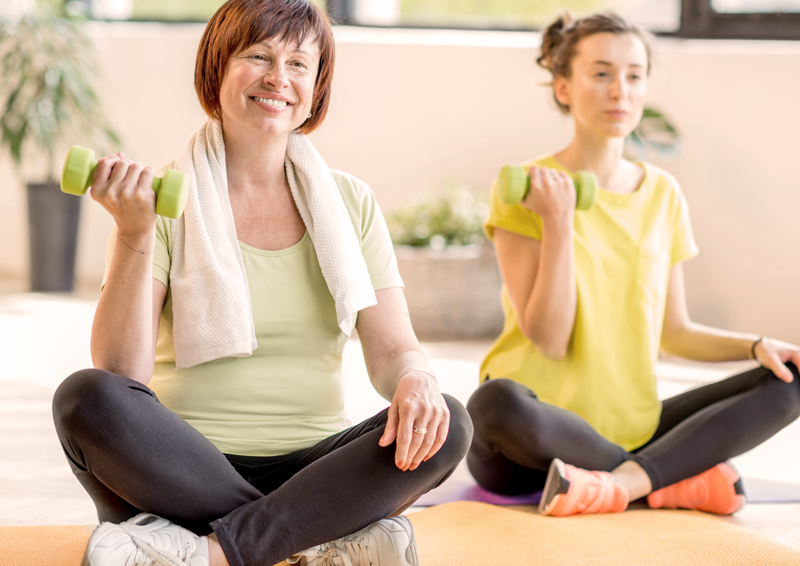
left=367, top=346, right=435, bottom=402
left=522, top=220, right=576, bottom=359
left=91, top=230, right=157, bottom=382
left=661, top=322, right=758, bottom=362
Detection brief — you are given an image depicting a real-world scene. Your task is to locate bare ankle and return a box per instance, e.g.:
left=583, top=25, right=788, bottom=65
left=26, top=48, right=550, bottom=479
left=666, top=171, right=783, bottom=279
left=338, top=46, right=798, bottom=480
left=208, top=534, right=230, bottom=566
left=611, top=460, right=653, bottom=501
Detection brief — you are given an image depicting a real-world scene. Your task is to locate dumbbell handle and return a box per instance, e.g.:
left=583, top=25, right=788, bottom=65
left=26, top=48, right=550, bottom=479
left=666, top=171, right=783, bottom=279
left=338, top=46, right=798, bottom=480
left=61, top=146, right=188, bottom=219
left=72, top=160, right=169, bottom=194
left=498, top=165, right=596, bottom=211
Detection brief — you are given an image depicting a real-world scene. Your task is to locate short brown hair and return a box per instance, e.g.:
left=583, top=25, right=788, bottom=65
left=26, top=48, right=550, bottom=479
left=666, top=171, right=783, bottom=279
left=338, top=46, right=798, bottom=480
left=537, top=11, right=653, bottom=114
left=195, top=0, right=335, bottom=134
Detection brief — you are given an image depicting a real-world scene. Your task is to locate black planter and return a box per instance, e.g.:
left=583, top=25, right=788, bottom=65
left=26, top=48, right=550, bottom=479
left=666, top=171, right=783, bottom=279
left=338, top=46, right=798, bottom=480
left=27, top=183, right=81, bottom=292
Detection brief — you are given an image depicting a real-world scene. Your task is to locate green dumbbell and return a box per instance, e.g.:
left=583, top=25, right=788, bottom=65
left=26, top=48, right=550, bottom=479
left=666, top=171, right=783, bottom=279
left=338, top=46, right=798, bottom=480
left=498, top=165, right=597, bottom=211
left=61, top=146, right=189, bottom=219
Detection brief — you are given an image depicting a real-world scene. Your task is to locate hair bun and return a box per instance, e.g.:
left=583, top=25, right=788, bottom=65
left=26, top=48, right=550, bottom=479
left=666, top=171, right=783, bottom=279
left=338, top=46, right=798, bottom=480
left=537, top=9, right=575, bottom=72
left=560, top=9, right=576, bottom=30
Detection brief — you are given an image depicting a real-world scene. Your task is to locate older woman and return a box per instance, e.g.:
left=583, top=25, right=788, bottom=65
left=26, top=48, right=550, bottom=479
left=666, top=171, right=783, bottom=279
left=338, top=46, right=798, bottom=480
left=52, top=1, right=471, bottom=566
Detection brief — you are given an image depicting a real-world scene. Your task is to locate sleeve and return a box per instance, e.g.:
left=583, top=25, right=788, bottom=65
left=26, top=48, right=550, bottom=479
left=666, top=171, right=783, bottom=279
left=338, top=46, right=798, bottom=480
left=332, top=171, right=404, bottom=291
left=669, top=181, right=700, bottom=265
left=99, top=217, right=171, bottom=291
left=483, top=177, right=544, bottom=242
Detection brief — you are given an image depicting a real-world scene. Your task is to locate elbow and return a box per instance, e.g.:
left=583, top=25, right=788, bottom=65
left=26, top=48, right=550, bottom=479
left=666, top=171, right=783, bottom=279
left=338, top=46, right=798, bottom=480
left=538, top=344, right=568, bottom=360
left=520, top=324, right=569, bottom=360
left=91, top=354, right=154, bottom=386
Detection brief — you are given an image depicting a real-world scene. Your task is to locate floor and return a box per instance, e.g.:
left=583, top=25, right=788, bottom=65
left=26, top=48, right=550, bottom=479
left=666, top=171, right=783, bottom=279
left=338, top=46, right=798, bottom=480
left=2, top=279, right=800, bottom=552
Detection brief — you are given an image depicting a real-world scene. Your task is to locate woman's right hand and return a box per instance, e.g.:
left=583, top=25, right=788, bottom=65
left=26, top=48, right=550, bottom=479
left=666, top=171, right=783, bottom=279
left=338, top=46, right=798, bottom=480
left=90, top=152, right=157, bottom=240
left=521, top=166, right=576, bottom=226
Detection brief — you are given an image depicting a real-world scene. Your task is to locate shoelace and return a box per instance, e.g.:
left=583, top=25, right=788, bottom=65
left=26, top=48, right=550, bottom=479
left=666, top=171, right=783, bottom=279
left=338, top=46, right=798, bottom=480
left=129, top=534, right=191, bottom=566
left=303, top=539, right=374, bottom=566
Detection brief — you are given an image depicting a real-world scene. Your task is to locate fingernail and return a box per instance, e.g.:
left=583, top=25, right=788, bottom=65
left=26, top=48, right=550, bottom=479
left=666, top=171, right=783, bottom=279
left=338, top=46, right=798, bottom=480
left=397, top=461, right=405, bottom=469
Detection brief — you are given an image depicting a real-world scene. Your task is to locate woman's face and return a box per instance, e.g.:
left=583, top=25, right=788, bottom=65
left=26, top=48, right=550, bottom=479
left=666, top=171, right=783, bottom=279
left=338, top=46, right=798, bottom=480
left=554, top=32, right=648, bottom=139
left=219, top=36, right=320, bottom=138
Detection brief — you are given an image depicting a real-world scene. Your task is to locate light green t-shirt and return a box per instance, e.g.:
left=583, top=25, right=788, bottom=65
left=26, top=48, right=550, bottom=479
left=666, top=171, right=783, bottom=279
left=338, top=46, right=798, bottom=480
left=104, top=169, right=403, bottom=456
left=481, top=156, right=699, bottom=451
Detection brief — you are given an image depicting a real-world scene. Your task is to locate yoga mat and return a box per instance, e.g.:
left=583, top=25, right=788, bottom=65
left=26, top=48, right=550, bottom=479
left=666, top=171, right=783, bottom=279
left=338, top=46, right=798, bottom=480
left=742, top=478, right=800, bottom=504
left=5, top=503, right=800, bottom=566
left=415, top=462, right=800, bottom=507
left=0, top=525, right=94, bottom=566
left=409, top=501, right=800, bottom=565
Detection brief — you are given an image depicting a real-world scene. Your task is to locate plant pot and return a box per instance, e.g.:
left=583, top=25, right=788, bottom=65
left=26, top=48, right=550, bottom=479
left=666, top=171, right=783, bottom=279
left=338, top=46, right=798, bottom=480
left=394, top=244, right=504, bottom=341
left=27, top=183, right=81, bottom=292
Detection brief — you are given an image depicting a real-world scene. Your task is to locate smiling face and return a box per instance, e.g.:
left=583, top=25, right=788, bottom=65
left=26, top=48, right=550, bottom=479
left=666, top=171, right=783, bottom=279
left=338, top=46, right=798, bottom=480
left=554, top=32, right=648, bottom=139
left=219, top=36, right=321, bottom=139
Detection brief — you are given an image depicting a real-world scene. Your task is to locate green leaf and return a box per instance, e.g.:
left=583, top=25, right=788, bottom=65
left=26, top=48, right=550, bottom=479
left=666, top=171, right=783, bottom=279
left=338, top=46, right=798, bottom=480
left=0, top=4, right=121, bottom=180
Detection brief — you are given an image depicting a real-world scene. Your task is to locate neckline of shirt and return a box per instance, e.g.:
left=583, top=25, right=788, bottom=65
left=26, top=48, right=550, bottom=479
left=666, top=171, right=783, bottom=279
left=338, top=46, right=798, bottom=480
left=541, top=155, right=653, bottom=204
left=238, top=231, right=310, bottom=257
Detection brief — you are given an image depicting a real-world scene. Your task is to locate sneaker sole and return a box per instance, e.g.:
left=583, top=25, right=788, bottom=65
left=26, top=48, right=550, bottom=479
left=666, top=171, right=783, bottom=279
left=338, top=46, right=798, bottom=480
left=80, top=545, right=90, bottom=566
left=404, top=519, right=421, bottom=566
left=721, top=461, right=746, bottom=515
left=538, top=458, right=571, bottom=516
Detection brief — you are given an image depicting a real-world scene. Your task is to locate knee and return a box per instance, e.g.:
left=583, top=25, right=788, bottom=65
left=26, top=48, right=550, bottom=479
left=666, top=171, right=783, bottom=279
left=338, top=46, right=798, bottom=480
left=759, top=363, right=800, bottom=426
left=437, top=394, right=473, bottom=465
left=52, top=369, right=136, bottom=439
left=466, top=378, right=533, bottom=436
left=777, top=363, right=800, bottom=423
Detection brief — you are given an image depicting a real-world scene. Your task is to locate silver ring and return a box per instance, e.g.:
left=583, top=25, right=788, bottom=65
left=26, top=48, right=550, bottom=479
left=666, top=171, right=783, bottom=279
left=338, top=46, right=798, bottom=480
left=413, top=426, right=427, bottom=435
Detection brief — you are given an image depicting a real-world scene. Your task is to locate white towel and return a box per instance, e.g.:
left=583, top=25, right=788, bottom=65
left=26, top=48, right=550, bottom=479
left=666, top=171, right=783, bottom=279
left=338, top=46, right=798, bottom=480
left=169, top=120, right=376, bottom=369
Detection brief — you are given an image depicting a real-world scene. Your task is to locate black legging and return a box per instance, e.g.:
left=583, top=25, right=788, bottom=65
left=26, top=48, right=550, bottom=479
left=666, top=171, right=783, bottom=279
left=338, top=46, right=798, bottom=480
left=467, top=363, right=800, bottom=495
left=53, top=369, right=472, bottom=566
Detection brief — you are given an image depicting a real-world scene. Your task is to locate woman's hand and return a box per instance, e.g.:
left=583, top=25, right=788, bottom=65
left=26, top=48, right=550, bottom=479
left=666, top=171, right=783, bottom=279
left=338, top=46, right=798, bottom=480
left=379, top=371, right=450, bottom=471
left=90, top=152, right=157, bottom=243
left=754, top=338, right=800, bottom=383
left=521, top=166, right=576, bottom=226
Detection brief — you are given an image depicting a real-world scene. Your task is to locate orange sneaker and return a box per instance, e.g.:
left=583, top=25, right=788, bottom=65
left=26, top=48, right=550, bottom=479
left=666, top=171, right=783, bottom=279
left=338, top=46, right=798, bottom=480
left=538, top=458, right=630, bottom=517
left=647, top=462, right=745, bottom=515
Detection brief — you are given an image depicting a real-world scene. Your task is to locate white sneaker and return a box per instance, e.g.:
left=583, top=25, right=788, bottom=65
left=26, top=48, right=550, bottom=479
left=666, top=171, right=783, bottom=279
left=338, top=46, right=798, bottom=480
left=287, top=516, right=420, bottom=566
left=81, top=513, right=209, bottom=566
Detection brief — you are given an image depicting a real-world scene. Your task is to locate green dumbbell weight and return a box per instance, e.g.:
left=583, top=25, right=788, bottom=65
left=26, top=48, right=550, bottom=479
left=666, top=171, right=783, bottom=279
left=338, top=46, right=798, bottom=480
left=498, top=165, right=597, bottom=211
left=61, top=146, right=189, bottom=219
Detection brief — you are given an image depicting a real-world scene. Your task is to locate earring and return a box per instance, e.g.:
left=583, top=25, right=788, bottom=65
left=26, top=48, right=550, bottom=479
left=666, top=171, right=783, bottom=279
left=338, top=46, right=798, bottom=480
left=307, top=111, right=313, bottom=119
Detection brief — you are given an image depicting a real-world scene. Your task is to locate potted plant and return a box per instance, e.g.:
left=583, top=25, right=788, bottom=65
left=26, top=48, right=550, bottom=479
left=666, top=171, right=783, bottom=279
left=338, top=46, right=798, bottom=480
left=628, top=106, right=681, bottom=157
left=387, top=184, right=504, bottom=341
left=0, top=0, right=119, bottom=292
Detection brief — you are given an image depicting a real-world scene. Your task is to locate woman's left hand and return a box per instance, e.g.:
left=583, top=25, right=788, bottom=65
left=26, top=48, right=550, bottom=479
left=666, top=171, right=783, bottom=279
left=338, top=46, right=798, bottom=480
left=379, top=371, right=450, bottom=471
left=755, top=338, right=800, bottom=383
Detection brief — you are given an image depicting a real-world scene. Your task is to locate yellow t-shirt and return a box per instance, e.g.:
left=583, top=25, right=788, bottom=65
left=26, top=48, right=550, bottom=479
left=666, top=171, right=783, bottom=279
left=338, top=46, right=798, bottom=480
left=103, top=169, right=403, bottom=456
left=481, top=155, right=699, bottom=451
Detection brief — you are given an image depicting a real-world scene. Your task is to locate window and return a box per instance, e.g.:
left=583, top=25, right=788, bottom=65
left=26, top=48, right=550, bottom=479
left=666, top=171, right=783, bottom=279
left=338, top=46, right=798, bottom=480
left=335, top=0, right=680, bottom=33
left=69, top=0, right=800, bottom=39
left=679, top=0, right=800, bottom=39
left=87, top=0, right=324, bottom=22
left=712, top=0, right=800, bottom=13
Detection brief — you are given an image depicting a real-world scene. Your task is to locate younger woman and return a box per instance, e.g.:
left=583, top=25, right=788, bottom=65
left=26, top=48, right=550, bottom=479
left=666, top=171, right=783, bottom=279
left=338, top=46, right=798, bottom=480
left=468, top=11, right=800, bottom=517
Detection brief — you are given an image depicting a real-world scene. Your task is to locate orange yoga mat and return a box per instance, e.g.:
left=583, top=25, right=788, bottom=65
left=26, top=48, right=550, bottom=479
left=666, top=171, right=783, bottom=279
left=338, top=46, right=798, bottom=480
left=3, top=502, right=800, bottom=566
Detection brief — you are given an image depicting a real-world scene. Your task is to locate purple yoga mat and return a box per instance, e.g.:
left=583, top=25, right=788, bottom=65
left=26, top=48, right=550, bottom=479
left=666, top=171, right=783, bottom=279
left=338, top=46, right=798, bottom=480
left=414, top=462, right=541, bottom=507
left=413, top=462, right=800, bottom=507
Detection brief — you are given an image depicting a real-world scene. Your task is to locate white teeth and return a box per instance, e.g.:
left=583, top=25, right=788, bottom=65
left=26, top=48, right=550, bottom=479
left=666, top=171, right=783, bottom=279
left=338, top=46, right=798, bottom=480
left=253, top=96, right=288, bottom=107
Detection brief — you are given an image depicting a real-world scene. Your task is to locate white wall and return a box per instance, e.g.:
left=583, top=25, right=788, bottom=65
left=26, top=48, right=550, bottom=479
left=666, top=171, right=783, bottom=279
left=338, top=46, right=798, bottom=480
left=1, top=24, right=798, bottom=343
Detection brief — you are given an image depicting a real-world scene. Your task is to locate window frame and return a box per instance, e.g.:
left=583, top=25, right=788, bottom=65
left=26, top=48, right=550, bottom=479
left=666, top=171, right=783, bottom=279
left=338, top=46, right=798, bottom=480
left=71, top=0, right=800, bottom=40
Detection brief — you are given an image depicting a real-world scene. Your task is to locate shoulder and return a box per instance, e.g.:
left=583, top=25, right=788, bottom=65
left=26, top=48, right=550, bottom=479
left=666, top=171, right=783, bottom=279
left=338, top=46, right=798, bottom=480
left=640, top=162, right=684, bottom=198
left=329, top=169, right=374, bottom=201
left=329, top=169, right=379, bottom=223
left=638, top=161, right=692, bottom=211
left=522, top=154, right=557, bottom=171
